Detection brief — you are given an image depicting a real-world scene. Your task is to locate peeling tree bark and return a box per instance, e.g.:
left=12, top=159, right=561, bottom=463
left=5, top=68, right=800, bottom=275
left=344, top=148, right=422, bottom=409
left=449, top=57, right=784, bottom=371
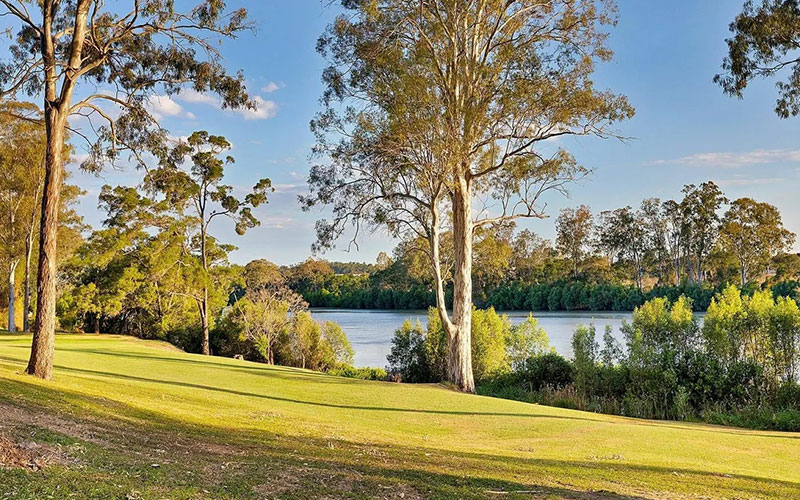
left=448, top=176, right=475, bottom=393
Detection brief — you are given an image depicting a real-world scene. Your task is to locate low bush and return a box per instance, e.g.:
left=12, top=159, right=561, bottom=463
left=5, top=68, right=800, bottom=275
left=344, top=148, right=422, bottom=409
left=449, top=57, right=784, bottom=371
left=328, top=365, right=388, bottom=381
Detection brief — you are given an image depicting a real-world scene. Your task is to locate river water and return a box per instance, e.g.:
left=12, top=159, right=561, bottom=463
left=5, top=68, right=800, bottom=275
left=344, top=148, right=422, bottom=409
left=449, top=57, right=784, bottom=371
left=310, top=309, right=636, bottom=368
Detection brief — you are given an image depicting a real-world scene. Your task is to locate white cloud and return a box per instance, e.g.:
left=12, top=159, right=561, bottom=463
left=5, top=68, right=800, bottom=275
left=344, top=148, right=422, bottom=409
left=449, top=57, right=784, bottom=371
left=176, top=89, right=218, bottom=106
left=176, top=90, right=277, bottom=121
left=271, top=183, right=304, bottom=194
left=146, top=95, right=184, bottom=119
left=185, top=111, right=196, bottom=120
left=262, top=81, right=282, bottom=93
left=647, top=149, right=800, bottom=168
left=234, top=96, right=278, bottom=120
left=257, top=215, right=296, bottom=229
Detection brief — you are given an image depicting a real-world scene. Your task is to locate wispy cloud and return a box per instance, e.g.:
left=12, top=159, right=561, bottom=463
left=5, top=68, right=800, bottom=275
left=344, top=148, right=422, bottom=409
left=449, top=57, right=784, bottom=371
left=257, top=215, right=297, bottom=229
left=175, top=89, right=277, bottom=120
left=646, top=149, right=800, bottom=168
left=262, top=81, right=283, bottom=93
left=715, top=177, right=786, bottom=187
left=271, top=183, right=304, bottom=194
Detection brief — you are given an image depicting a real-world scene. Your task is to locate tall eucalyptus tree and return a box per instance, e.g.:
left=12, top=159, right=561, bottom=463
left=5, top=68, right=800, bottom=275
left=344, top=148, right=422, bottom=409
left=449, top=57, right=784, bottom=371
left=0, top=0, right=256, bottom=378
left=305, top=0, right=633, bottom=391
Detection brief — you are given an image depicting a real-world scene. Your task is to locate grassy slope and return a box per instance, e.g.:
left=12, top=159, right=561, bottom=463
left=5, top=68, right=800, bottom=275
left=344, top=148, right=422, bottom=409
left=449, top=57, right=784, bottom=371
left=0, top=334, right=797, bottom=500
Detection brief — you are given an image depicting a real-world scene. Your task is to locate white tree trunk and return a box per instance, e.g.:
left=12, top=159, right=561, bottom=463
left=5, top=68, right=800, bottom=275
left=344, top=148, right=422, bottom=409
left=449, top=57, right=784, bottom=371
left=448, top=176, right=475, bottom=393
left=8, top=260, right=18, bottom=332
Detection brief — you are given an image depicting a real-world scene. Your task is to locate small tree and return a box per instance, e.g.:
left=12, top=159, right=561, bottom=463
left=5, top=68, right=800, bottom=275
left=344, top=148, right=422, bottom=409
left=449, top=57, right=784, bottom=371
left=244, top=259, right=285, bottom=292
left=556, top=206, right=594, bottom=278
left=506, top=314, right=551, bottom=371
left=719, top=197, right=795, bottom=287
left=0, top=103, right=45, bottom=332
left=595, top=206, right=648, bottom=289
left=680, top=182, right=727, bottom=284
left=145, top=131, right=271, bottom=355
left=232, top=286, right=306, bottom=364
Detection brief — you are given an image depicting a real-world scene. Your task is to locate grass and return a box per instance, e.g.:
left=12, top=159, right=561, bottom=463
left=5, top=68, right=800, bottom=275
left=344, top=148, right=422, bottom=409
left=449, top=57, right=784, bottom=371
left=0, top=334, right=798, bottom=499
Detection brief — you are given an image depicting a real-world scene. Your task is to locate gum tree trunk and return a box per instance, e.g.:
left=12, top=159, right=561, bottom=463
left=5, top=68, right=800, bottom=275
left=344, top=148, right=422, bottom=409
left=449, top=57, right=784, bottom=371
left=27, top=0, right=91, bottom=380
left=199, top=223, right=210, bottom=355
left=27, top=110, right=65, bottom=379
left=8, top=260, right=18, bottom=332
left=448, top=176, right=475, bottom=393
left=24, top=162, right=43, bottom=333
left=23, top=229, right=34, bottom=332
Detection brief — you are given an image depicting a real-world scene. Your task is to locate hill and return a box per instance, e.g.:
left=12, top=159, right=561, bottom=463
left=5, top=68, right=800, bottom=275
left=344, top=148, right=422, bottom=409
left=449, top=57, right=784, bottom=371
left=0, top=334, right=798, bottom=499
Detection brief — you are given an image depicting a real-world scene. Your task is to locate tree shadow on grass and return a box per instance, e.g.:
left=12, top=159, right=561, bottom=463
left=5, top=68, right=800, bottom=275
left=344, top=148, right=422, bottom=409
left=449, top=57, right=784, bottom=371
left=1, top=347, right=799, bottom=442
left=1, top=378, right=797, bottom=500
left=40, top=361, right=604, bottom=421
left=56, top=347, right=363, bottom=383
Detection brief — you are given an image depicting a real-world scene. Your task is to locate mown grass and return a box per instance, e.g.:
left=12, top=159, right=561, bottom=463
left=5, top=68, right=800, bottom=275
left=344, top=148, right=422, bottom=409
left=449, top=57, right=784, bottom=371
left=0, top=334, right=798, bottom=499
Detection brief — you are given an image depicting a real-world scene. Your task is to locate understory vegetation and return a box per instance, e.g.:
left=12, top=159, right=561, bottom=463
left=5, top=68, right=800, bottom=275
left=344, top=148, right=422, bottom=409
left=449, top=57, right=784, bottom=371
left=388, top=286, right=800, bottom=431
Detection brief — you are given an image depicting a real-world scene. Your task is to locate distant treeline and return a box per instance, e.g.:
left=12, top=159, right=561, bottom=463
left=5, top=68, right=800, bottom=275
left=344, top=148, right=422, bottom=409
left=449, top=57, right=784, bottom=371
left=283, top=182, right=800, bottom=313
left=298, top=277, right=800, bottom=312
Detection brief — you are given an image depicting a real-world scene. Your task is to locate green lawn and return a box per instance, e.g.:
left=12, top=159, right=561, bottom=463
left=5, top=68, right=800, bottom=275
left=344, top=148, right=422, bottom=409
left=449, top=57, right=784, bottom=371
left=0, top=334, right=797, bottom=499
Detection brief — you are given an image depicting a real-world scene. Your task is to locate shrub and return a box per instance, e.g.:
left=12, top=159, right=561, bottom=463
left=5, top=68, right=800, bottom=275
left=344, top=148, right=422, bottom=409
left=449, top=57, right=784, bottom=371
left=776, top=382, right=800, bottom=410
left=521, top=353, right=573, bottom=391
left=386, top=320, right=434, bottom=383
left=329, top=366, right=388, bottom=381
left=471, top=308, right=512, bottom=381
left=506, top=314, right=551, bottom=370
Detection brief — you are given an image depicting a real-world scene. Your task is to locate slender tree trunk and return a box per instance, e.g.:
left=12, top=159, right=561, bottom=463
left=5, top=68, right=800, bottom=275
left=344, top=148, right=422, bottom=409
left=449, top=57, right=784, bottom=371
left=8, top=260, right=18, bottom=332
left=23, top=160, right=42, bottom=333
left=429, top=201, right=453, bottom=331
left=696, top=253, right=704, bottom=284
left=448, top=176, right=475, bottom=393
left=94, top=314, right=100, bottom=334
left=28, top=0, right=90, bottom=379
left=27, top=111, right=65, bottom=379
left=199, top=224, right=211, bottom=355
left=23, top=230, right=33, bottom=332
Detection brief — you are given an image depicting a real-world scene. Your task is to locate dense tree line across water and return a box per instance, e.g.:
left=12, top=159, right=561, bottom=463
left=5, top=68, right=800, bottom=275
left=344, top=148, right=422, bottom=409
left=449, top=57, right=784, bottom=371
left=285, top=181, right=800, bottom=313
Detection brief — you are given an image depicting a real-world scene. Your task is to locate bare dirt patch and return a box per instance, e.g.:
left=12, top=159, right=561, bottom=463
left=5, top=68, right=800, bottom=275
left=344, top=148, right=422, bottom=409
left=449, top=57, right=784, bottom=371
left=0, top=401, right=111, bottom=446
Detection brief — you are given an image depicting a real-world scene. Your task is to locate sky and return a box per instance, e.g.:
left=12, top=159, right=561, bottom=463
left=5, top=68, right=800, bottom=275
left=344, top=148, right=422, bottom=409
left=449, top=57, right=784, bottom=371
left=68, top=1, right=800, bottom=266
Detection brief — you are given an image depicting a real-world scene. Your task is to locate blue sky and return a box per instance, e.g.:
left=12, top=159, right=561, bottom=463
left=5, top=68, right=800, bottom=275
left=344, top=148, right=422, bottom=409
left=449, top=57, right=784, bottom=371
left=70, top=1, right=800, bottom=266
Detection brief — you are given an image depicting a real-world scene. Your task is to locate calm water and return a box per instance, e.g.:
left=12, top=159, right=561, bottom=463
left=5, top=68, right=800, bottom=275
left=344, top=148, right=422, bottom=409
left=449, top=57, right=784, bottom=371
left=310, top=309, right=635, bottom=367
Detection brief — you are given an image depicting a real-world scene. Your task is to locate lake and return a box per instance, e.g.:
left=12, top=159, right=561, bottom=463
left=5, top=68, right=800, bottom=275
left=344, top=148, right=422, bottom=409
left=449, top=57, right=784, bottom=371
left=310, top=309, right=636, bottom=367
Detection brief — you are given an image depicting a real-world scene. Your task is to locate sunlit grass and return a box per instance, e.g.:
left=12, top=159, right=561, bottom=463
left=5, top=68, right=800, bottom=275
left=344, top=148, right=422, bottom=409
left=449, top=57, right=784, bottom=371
left=0, top=334, right=797, bottom=499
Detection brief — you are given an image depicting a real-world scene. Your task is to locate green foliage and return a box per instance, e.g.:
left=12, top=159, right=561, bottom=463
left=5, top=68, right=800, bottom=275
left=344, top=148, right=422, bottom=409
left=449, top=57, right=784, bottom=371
left=506, top=314, right=552, bottom=370
left=522, top=353, right=574, bottom=392
left=480, top=291, right=800, bottom=430
left=277, top=311, right=353, bottom=372
left=622, top=295, right=698, bottom=362
left=386, top=320, right=432, bottom=383
left=327, top=365, right=388, bottom=381
left=716, top=0, right=800, bottom=119
left=470, top=308, right=512, bottom=381
left=388, top=308, right=550, bottom=384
